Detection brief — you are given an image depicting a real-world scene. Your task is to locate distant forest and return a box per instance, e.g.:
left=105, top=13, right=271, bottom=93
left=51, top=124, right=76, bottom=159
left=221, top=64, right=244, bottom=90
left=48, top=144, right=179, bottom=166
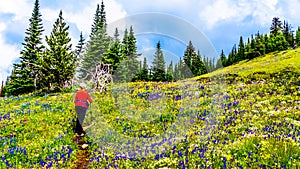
left=1, top=0, right=300, bottom=97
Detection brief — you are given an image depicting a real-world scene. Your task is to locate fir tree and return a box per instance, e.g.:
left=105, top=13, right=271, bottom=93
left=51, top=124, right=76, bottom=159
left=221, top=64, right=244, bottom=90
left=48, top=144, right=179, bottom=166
left=191, top=50, right=206, bottom=76
left=183, top=41, right=195, bottom=69
left=220, top=50, right=227, bottom=67
left=41, top=10, right=75, bottom=91
left=237, top=36, right=245, bottom=61
left=282, top=20, right=294, bottom=47
left=104, top=28, right=124, bottom=73
left=178, top=58, right=188, bottom=79
left=270, top=17, right=283, bottom=36
left=75, top=32, right=85, bottom=59
left=174, top=63, right=179, bottom=81
left=166, top=61, right=174, bottom=81
left=80, top=2, right=110, bottom=80
left=136, top=57, right=149, bottom=81
left=152, top=41, right=166, bottom=81
left=127, top=26, right=141, bottom=81
left=74, top=32, right=86, bottom=79
left=296, top=27, right=300, bottom=47
left=6, top=0, right=44, bottom=95
left=255, top=37, right=265, bottom=56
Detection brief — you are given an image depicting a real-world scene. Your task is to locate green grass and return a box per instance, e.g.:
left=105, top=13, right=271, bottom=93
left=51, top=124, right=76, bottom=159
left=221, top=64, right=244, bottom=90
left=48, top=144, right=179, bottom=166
left=1, top=47, right=300, bottom=168
left=195, top=48, right=300, bottom=79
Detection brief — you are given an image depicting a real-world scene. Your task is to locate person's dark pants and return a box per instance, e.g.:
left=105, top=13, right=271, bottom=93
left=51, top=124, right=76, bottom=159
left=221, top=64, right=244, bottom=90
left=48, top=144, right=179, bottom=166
left=75, top=106, right=87, bottom=135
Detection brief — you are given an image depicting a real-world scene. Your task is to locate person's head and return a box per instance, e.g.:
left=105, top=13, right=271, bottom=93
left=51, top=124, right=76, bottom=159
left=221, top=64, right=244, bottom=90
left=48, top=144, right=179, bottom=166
left=79, top=83, right=87, bottom=91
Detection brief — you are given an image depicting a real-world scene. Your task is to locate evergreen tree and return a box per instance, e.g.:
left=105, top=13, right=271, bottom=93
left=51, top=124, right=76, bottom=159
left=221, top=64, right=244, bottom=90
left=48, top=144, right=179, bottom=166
left=152, top=41, right=166, bottom=81
left=141, top=57, right=149, bottom=81
left=74, top=32, right=86, bottom=78
left=220, top=50, right=227, bottom=67
left=166, top=61, right=174, bottom=81
left=191, top=50, right=206, bottom=76
left=41, top=10, right=75, bottom=91
left=183, top=41, right=195, bottom=69
left=104, top=28, right=124, bottom=73
left=255, top=37, right=265, bottom=56
left=237, top=36, right=245, bottom=61
left=75, top=32, right=85, bottom=59
left=296, top=27, right=300, bottom=47
left=127, top=26, right=141, bottom=81
left=80, top=2, right=110, bottom=80
left=122, top=28, right=129, bottom=56
left=270, top=17, right=283, bottom=36
left=115, top=26, right=140, bottom=82
left=135, top=57, right=149, bottom=81
left=216, top=50, right=227, bottom=69
left=282, top=20, right=294, bottom=47
left=6, top=0, right=44, bottom=95
left=226, top=44, right=237, bottom=65
left=174, top=63, right=179, bottom=81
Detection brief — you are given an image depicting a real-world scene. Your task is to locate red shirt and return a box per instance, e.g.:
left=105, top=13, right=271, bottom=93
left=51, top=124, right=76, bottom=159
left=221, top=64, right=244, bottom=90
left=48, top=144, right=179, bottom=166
left=74, top=91, right=93, bottom=108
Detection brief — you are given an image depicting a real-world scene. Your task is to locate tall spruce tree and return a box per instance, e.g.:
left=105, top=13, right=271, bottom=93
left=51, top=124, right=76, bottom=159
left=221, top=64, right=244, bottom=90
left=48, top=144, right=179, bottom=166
left=41, top=10, right=75, bottom=91
left=237, top=36, right=245, bottom=61
left=296, top=27, right=300, bottom=47
left=166, top=61, right=174, bottom=81
left=197, top=50, right=207, bottom=75
left=74, top=32, right=86, bottom=79
left=282, top=20, right=294, bottom=47
left=75, top=32, right=85, bottom=60
left=270, top=17, right=283, bottom=36
left=80, top=2, right=110, bottom=80
left=152, top=41, right=166, bottom=81
left=141, top=57, right=149, bottom=81
left=174, top=63, right=179, bottom=81
left=183, top=41, right=195, bottom=69
left=135, top=57, right=149, bottom=81
left=6, top=0, right=44, bottom=95
left=125, top=26, right=141, bottom=81
left=220, top=50, right=227, bottom=67
left=178, top=58, right=185, bottom=79
left=104, top=28, right=124, bottom=73
left=115, top=26, right=140, bottom=82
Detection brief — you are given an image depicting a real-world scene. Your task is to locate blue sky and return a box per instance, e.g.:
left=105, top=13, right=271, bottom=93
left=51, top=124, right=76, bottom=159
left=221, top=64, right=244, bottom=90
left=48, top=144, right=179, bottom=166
left=0, top=0, right=300, bottom=83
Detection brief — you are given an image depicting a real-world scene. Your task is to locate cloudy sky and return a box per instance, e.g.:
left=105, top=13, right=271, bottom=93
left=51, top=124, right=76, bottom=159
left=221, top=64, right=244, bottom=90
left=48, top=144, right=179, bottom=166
left=0, top=0, right=300, bottom=83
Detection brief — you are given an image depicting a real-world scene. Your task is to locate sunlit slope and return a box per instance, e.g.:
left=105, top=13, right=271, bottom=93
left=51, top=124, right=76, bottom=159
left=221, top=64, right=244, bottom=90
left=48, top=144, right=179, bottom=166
left=195, top=47, right=300, bottom=79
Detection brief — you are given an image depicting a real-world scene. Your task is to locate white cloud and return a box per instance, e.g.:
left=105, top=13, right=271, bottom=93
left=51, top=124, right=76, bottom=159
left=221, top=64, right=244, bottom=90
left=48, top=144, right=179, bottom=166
left=283, top=0, right=300, bottom=24
left=0, top=0, right=32, bottom=21
left=0, top=0, right=33, bottom=83
left=198, top=0, right=282, bottom=29
left=0, top=0, right=127, bottom=83
left=41, top=0, right=126, bottom=48
left=0, top=22, right=21, bottom=83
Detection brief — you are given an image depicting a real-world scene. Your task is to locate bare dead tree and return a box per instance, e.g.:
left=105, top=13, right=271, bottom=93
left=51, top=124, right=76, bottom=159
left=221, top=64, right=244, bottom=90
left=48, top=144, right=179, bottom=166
left=92, top=62, right=113, bottom=92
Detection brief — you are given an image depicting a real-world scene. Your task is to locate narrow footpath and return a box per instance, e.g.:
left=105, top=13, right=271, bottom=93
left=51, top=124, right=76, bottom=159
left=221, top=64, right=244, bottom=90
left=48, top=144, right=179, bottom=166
left=73, top=134, right=90, bottom=169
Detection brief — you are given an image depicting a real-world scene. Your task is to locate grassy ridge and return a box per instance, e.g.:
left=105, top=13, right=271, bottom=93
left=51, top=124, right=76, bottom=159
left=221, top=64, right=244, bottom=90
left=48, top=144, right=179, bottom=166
left=0, top=48, right=299, bottom=168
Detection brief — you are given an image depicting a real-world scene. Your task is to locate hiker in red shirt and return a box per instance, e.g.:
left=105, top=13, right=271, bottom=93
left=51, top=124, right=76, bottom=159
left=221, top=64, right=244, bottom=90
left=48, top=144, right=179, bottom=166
left=74, top=83, right=93, bottom=136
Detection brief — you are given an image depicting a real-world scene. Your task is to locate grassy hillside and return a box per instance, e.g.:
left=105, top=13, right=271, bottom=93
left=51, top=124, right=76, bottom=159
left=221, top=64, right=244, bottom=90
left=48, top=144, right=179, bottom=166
left=197, top=47, right=300, bottom=78
left=0, top=48, right=299, bottom=168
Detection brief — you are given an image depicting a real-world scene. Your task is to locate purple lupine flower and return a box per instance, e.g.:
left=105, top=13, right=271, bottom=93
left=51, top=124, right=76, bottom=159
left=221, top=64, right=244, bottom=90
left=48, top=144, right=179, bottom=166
left=223, top=157, right=227, bottom=168
left=178, top=151, right=182, bottom=157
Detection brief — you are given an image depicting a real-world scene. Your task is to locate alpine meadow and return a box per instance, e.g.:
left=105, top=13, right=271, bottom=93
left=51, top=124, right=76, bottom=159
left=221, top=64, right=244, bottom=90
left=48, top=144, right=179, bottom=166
left=0, top=0, right=300, bottom=169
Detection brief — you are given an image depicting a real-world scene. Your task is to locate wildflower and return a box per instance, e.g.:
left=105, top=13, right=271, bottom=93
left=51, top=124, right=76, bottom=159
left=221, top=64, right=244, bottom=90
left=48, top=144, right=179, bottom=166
left=223, top=157, right=227, bottom=168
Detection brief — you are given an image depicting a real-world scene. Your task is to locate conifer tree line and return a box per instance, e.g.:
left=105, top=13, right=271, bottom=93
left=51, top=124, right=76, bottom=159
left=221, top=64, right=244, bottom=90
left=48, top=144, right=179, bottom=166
left=216, top=17, right=300, bottom=68
left=3, top=1, right=298, bottom=97
left=1, top=0, right=213, bottom=96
